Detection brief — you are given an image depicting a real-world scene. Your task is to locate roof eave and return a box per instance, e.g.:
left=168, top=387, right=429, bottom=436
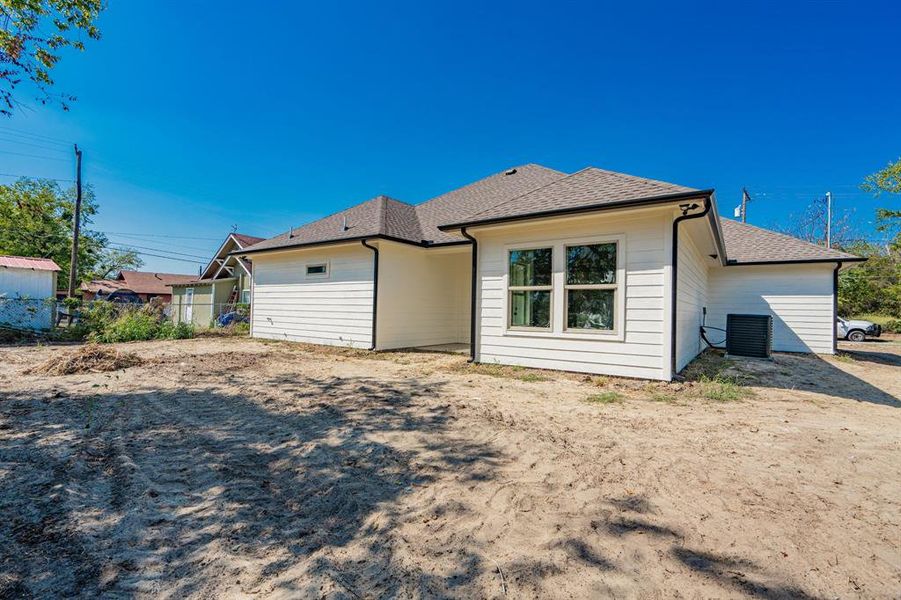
left=232, top=234, right=469, bottom=257
left=726, top=257, right=866, bottom=266
left=437, top=189, right=717, bottom=232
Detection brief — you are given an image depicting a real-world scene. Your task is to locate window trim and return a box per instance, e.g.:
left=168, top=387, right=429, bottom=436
left=502, top=234, right=626, bottom=341
left=506, top=246, right=553, bottom=331
left=563, top=241, right=619, bottom=334
left=305, top=262, right=329, bottom=279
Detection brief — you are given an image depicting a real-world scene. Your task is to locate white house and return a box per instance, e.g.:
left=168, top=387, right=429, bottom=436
left=236, top=165, right=862, bottom=381
left=0, top=255, right=62, bottom=330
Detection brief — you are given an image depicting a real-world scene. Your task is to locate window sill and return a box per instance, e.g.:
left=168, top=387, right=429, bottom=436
left=501, top=329, right=624, bottom=343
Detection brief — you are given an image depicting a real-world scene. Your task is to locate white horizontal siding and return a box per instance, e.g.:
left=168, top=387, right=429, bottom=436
left=251, top=245, right=374, bottom=348
left=476, top=210, right=671, bottom=380
left=676, top=232, right=709, bottom=372
left=707, top=263, right=835, bottom=354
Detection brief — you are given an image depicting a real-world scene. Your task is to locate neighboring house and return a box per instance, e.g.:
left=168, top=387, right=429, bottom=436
left=169, top=232, right=263, bottom=327
left=0, top=255, right=61, bottom=330
left=81, top=271, right=196, bottom=303
left=236, top=164, right=862, bottom=381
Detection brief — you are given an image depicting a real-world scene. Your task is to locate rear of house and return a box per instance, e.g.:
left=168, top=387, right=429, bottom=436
left=237, top=164, right=861, bottom=380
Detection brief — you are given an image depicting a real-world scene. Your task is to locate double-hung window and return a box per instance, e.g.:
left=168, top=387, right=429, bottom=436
left=507, top=247, right=552, bottom=329
left=564, top=242, right=617, bottom=331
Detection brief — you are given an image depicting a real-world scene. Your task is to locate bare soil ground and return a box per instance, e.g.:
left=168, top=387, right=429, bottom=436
left=0, top=337, right=899, bottom=599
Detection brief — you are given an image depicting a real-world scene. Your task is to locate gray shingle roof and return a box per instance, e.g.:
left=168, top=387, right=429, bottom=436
left=240, top=195, right=414, bottom=254
left=443, top=167, right=697, bottom=227
left=416, top=164, right=565, bottom=243
left=720, top=219, right=862, bottom=264
left=239, top=163, right=862, bottom=265
left=241, top=165, right=566, bottom=253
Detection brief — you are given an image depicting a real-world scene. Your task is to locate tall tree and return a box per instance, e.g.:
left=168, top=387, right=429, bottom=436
left=861, top=157, right=901, bottom=240
left=837, top=156, right=901, bottom=319
left=0, top=178, right=142, bottom=291
left=0, top=0, right=105, bottom=116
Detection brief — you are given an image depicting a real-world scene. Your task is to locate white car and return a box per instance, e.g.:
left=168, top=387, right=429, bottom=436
left=836, top=317, right=882, bottom=342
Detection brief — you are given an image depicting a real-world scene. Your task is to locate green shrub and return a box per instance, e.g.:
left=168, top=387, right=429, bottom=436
left=91, top=310, right=159, bottom=343
left=81, top=301, right=195, bottom=343
left=158, top=320, right=194, bottom=340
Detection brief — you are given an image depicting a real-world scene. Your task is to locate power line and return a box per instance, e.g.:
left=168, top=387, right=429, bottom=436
left=107, top=242, right=208, bottom=260
left=106, top=235, right=213, bottom=253
left=0, top=149, right=71, bottom=162
left=99, top=230, right=223, bottom=241
left=124, top=250, right=204, bottom=265
left=0, top=136, right=72, bottom=154
left=0, top=126, right=73, bottom=146
left=0, top=172, right=74, bottom=182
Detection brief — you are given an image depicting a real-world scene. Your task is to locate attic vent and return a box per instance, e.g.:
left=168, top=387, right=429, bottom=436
left=726, top=314, right=773, bottom=359
left=504, top=168, right=517, bottom=176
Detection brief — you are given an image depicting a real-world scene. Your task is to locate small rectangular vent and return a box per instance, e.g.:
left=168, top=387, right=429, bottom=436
left=726, top=314, right=773, bottom=358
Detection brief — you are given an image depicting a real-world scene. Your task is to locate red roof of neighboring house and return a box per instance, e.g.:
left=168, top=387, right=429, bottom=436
left=81, top=270, right=196, bottom=296
left=0, top=255, right=62, bottom=271
left=232, top=233, right=265, bottom=247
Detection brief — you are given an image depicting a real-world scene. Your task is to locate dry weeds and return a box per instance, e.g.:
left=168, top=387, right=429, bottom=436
left=24, top=345, right=144, bottom=376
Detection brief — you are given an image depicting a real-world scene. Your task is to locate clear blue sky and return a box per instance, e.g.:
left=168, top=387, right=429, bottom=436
left=2, top=0, right=899, bottom=274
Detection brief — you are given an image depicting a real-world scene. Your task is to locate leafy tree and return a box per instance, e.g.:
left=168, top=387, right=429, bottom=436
left=0, top=178, right=142, bottom=291
left=861, top=157, right=901, bottom=196
left=87, top=246, right=141, bottom=280
left=861, top=157, right=901, bottom=237
left=0, top=0, right=105, bottom=116
left=837, top=240, right=901, bottom=318
left=838, top=157, right=901, bottom=319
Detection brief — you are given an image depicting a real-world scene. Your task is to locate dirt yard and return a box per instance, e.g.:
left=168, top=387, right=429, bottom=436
left=0, top=337, right=898, bottom=599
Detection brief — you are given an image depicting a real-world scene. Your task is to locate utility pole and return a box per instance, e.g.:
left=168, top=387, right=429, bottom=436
left=67, top=144, right=83, bottom=297
left=740, top=188, right=751, bottom=223
left=825, top=191, right=832, bottom=248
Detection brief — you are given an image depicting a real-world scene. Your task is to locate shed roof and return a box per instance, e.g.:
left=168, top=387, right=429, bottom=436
left=0, top=255, right=61, bottom=271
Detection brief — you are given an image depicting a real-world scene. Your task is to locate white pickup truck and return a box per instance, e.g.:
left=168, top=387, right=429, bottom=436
left=836, top=317, right=882, bottom=342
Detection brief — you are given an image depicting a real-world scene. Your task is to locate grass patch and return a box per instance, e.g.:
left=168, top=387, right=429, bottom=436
left=449, top=361, right=550, bottom=382
left=649, top=390, right=679, bottom=403
left=682, top=350, right=736, bottom=381
left=696, top=375, right=751, bottom=402
left=678, top=349, right=756, bottom=402
left=833, top=352, right=857, bottom=363
left=585, top=391, right=623, bottom=404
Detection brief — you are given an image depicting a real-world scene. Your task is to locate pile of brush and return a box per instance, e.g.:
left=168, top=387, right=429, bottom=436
left=26, top=345, right=144, bottom=376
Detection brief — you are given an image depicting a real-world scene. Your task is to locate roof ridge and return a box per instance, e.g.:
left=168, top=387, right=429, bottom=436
left=267, top=194, right=406, bottom=242
left=415, top=164, right=566, bottom=209
left=583, top=166, right=696, bottom=189
left=0, top=254, right=58, bottom=261
left=459, top=166, right=591, bottom=221
left=378, top=195, right=388, bottom=232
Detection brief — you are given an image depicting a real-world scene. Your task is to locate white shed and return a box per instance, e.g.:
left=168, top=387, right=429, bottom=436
left=0, top=255, right=62, bottom=330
